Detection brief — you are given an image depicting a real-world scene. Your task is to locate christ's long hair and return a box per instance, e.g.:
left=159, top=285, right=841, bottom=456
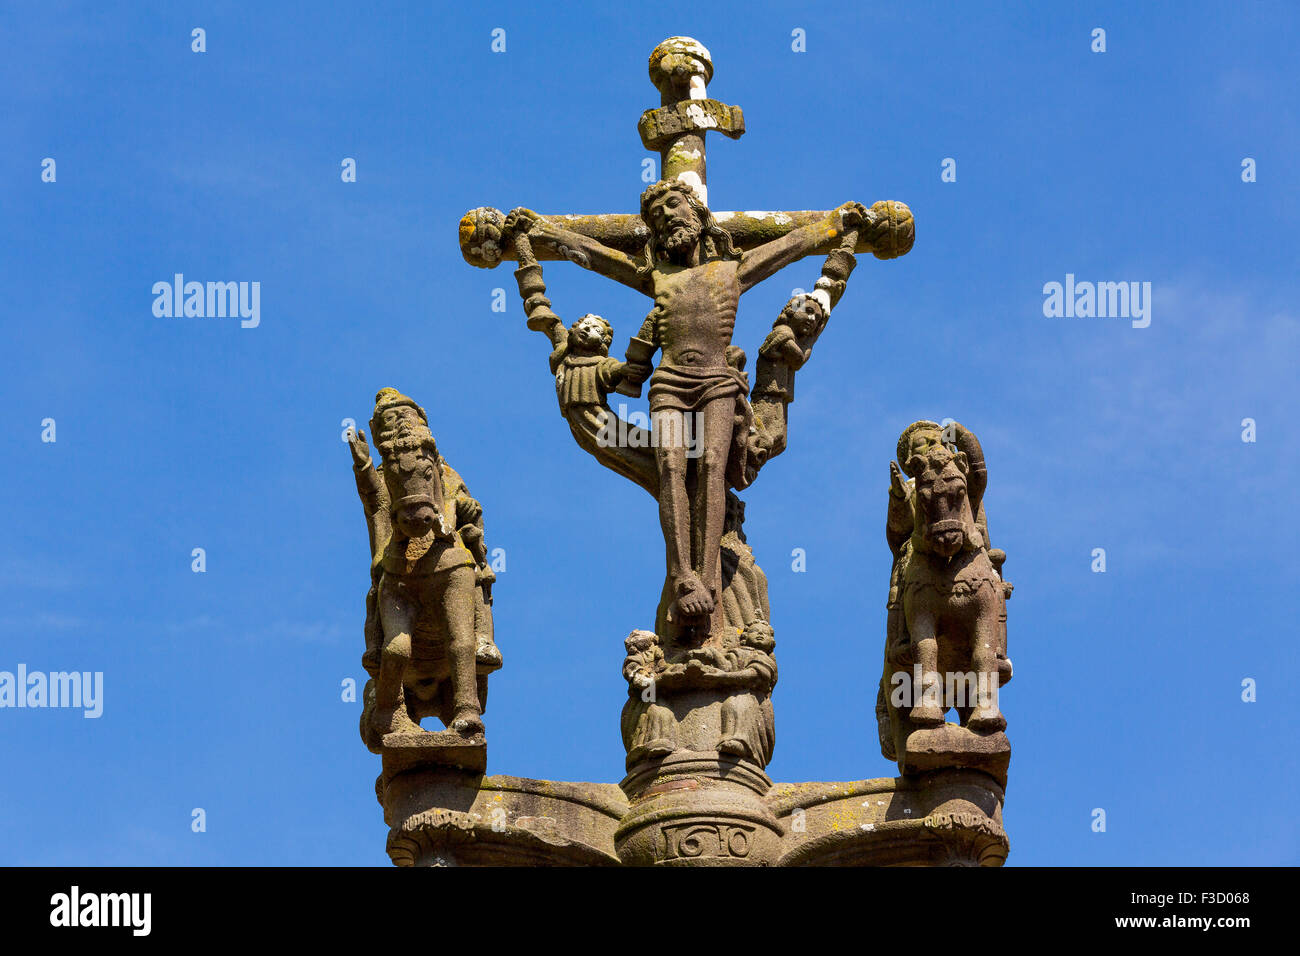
left=637, top=180, right=739, bottom=276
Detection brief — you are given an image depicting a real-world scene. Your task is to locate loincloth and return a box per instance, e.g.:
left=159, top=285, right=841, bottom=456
left=648, top=364, right=750, bottom=413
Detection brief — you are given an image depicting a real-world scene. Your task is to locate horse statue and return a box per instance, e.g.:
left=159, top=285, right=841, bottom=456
left=348, top=388, right=499, bottom=749
left=897, top=439, right=1007, bottom=733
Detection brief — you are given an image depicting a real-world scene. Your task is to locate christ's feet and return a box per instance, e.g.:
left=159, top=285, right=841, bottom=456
left=673, top=573, right=714, bottom=621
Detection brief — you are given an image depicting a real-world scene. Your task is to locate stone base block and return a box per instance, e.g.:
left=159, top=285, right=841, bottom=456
left=899, top=724, right=1010, bottom=787
left=381, top=730, right=486, bottom=777
left=767, top=768, right=1008, bottom=866
left=374, top=760, right=1008, bottom=866
left=382, top=765, right=627, bottom=866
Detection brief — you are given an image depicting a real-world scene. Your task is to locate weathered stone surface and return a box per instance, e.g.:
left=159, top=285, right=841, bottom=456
left=351, top=36, right=1017, bottom=867
left=638, top=98, right=745, bottom=151
left=897, top=725, right=1011, bottom=787
left=768, top=769, right=1008, bottom=866
left=382, top=770, right=627, bottom=867
left=348, top=387, right=501, bottom=755
left=460, top=204, right=914, bottom=269
left=617, top=752, right=783, bottom=866
left=380, top=730, right=486, bottom=776
left=877, top=420, right=1015, bottom=784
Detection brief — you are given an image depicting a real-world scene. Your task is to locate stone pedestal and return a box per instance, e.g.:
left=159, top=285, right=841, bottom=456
left=381, top=764, right=626, bottom=866
left=897, top=725, right=1010, bottom=788
left=768, top=768, right=1008, bottom=866
left=615, top=751, right=783, bottom=866
left=376, top=752, right=1007, bottom=866
left=381, top=730, right=486, bottom=775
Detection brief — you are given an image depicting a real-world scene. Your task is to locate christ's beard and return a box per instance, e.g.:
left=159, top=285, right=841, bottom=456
left=657, top=221, right=703, bottom=260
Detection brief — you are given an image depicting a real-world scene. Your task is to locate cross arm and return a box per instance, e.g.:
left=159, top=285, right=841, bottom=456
left=736, top=201, right=914, bottom=294
left=460, top=207, right=648, bottom=294
left=458, top=202, right=913, bottom=274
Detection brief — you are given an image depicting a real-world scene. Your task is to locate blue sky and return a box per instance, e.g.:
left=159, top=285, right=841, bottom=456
left=2, top=1, right=1296, bottom=866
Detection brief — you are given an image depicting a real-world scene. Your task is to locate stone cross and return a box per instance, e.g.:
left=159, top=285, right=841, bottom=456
left=460, top=36, right=913, bottom=639
left=361, top=34, right=1013, bottom=870
left=458, top=37, right=914, bottom=272
left=638, top=36, right=745, bottom=207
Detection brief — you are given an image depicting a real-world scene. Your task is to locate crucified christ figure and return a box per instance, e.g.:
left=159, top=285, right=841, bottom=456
left=506, top=182, right=867, bottom=629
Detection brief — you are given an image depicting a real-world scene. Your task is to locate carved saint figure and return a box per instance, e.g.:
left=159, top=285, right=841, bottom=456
left=620, top=630, right=679, bottom=765
left=749, top=292, right=829, bottom=468
left=716, top=621, right=777, bottom=764
left=552, top=314, right=628, bottom=414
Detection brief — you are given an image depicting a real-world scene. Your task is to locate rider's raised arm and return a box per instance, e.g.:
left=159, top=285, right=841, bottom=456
left=886, top=461, right=913, bottom=557
left=348, top=429, right=390, bottom=558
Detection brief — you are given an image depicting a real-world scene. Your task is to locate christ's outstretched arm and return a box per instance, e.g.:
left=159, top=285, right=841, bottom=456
left=737, top=202, right=867, bottom=293
left=507, top=208, right=650, bottom=294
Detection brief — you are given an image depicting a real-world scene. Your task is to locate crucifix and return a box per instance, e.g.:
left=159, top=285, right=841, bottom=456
left=359, top=36, right=1016, bottom=869
left=459, top=35, right=913, bottom=662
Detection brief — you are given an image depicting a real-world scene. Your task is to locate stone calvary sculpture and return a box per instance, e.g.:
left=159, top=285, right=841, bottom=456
left=348, top=37, right=1014, bottom=866
left=348, top=388, right=501, bottom=769
left=877, top=420, right=1014, bottom=782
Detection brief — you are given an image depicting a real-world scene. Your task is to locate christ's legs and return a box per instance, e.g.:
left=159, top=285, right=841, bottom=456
left=654, top=409, right=711, bottom=620
left=694, top=394, right=736, bottom=612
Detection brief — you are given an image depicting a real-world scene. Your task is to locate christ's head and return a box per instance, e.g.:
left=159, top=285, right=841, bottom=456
left=638, top=180, right=738, bottom=269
